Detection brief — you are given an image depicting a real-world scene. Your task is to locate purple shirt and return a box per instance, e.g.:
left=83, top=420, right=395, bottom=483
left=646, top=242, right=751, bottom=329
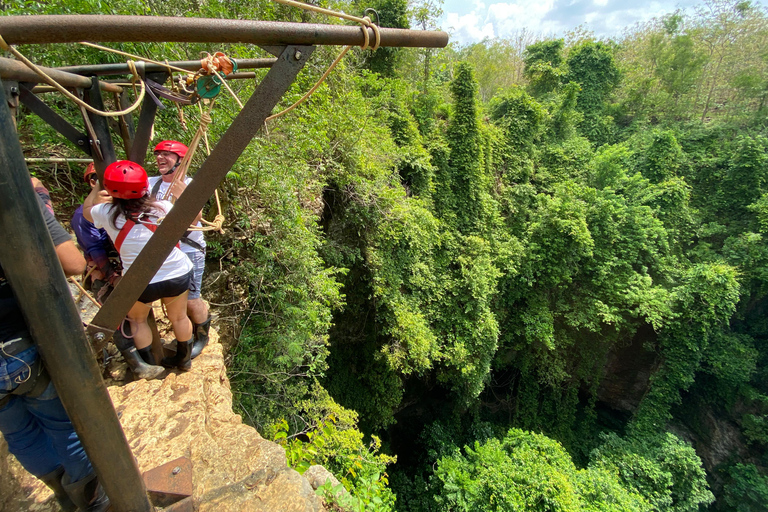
left=71, top=205, right=114, bottom=279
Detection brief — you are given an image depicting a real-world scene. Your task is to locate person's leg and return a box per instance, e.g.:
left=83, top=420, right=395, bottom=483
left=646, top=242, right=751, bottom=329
left=185, top=249, right=209, bottom=324
left=126, top=301, right=152, bottom=350
left=24, top=381, right=93, bottom=483
left=185, top=249, right=211, bottom=358
left=0, top=395, right=61, bottom=477
left=0, top=347, right=61, bottom=477
left=164, top=291, right=192, bottom=343
left=160, top=291, right=193, bottom=371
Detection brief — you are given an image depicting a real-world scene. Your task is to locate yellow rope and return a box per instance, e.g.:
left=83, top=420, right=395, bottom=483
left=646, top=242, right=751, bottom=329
left=69, top=276, right=101, bottom=308
left=80, top=42, right=192, bottom=74
left=0, top=35, right=146, bottom=117
left=271, top=0, right=381, bottom=50
left=267, top=45, right=350, bottom=121
left=157, top=101, right=226, bottom=234
left=264, top=0, right=380, bottom=122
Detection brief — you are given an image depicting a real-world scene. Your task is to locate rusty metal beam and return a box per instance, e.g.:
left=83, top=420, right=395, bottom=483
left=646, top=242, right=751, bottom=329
left=0, top=15, right=449, bottom=48
left=84, top=76, right=118, bottom=173
left=58, top=58, right=276, bottom=77
left=0, top=78, right=152, bottom=512
left=18, top=83, right=92, bottom=155
left=128, top=71, right=167, bottom=165
left=87, top=44, right=315, bottom=344
left=0, top=56, right=122, bottom=92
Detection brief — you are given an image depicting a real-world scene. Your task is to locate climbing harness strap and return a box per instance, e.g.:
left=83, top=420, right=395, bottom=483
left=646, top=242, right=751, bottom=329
left=114, top=216, right=179, bottom=254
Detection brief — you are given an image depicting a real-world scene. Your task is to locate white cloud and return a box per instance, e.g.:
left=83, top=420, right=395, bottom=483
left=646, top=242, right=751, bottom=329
left=445, top=12, right=496, bottom=43
left=442, top=0, right=562, bottom=45
left=439, top=0, right=766, bottom=46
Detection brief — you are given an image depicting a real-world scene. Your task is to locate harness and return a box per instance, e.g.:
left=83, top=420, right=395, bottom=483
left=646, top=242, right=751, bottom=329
left=114, top=212, right=179, bottom=254
left=150, top=180, right=206, bottom=253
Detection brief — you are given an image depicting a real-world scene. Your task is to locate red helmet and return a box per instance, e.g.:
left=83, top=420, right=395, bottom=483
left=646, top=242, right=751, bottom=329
left=103, top=160, right=148, bottom=199
left=154, top=140, right=188, bottom=158
left=83, top=162, right=96, bottom=182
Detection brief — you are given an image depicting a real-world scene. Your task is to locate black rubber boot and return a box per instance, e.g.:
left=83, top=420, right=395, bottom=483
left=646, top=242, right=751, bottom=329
left=113, top=328, right=164, bottom=380
left=39, top=466, right=76, bottom=512
left=190, top=314, right=212, bottom=359
left=137, top=346, right=157, bottom=365
left=62, top=472, right=110, bottom=512
left=161, top=339, right=192, bottom=371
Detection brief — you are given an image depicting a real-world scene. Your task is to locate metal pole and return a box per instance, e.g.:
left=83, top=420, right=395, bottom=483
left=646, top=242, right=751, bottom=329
left=0, top=56, right=123, bottom=92
left=128, top=71, right=167, bottom=164
left=0, top=78, right=152, bottom=511
left=58, top=58, right=276, bottom=76
left=88, top=44, right=315, bottom=341
left=26, top=157, right=93, bottom=163
left=0, top=15, right=449, bottom=48
left=84, top=76, right=118, bottom=173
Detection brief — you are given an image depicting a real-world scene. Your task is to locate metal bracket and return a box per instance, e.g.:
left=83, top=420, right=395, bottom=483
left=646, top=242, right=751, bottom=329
left=85, top=323, right=114, bottom=353
left=143, top=456, right=194, bottom=508
left=258, top=45, right=286, bottom=57
left=4, top=80, right=18, bottom=110
left=17, top=83, right=91, bottom=154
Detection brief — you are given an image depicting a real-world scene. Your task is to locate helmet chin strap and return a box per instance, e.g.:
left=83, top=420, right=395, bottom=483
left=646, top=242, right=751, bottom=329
left=161, top=159, right=181, bottom=176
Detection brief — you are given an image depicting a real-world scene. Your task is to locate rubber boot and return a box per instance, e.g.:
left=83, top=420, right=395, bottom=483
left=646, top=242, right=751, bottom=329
left=62, top=472, right=110, bottom=512
left=137, top=346, right=157, bottom=365
left=161, top=339, right=192, bottom=371
left=113, top=329, right=164, bottom=380
left=39, top=466, right=76, bottom=512
left=190, top=315, right=212, bottom=359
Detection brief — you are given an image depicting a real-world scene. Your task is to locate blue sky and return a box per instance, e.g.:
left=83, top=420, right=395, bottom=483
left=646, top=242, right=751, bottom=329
left=440, top=0, right=766, bottom=45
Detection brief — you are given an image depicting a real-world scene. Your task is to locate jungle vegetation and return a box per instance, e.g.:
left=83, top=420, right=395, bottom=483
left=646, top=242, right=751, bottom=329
left=7, top=0, right=768, bottom=510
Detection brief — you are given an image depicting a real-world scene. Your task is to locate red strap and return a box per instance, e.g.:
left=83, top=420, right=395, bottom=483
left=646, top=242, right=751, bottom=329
left=113, top=218, right=178, bottom=254
left=114, top=219, right=135, bottom=253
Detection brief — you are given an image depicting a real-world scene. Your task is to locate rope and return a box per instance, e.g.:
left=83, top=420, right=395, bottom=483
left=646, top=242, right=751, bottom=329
left=0, top=35, right=146, bottom=117
left=159, top=101, right=226, bottom=234
left=69, top=276, right=100, bottom=308
left=162, top=101, right=214, bottom=201
left=80, top=42, right=191, bottom=74
left=266, top=46, right=350, bottom=121
left=264, top=0, right=380, bottom=122
left=271, top=0, right=381, bottom=50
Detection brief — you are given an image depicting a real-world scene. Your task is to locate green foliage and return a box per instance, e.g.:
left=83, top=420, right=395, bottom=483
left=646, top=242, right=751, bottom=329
left=269, top=384, right=396, bottom=511
left=722, top=463, right=768, bottom=512
left=590, top=432, right=714, bottom=511
left=524, top=39, right=566, bottom=98
left=434, top=429, right=650, bottom=511
left=565, top=41, right=621, bottom=144
left=13, top=3, right=768, bottom=511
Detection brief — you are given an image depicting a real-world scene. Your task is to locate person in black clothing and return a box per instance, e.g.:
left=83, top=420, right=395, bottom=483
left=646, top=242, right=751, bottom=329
left=0, top=193, right=110, bottom=511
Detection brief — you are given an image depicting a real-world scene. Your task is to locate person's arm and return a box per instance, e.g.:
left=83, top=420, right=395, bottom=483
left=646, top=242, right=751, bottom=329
left=39, top=196, right=86, bottom=277
left=168, top=180, right=203, bottom=224
left=82, top=180, right=112, bottom=223
left=55, top=240, right=86, bottom=277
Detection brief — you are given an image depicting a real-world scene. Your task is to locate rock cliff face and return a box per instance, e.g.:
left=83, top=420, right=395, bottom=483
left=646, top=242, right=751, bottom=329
left=0, top=330, right=327, bottom=512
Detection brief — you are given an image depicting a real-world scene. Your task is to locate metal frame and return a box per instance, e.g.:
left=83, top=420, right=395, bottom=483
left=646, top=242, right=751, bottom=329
left=0, top=14, right=447, bottom=511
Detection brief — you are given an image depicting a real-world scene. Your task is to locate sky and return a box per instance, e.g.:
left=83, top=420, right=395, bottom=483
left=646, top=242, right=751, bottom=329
left=440, top=0, right=764, bottom=46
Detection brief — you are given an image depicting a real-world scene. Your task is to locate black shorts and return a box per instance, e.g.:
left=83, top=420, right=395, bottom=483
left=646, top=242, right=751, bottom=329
left=138, top=270, right=192, bottom=304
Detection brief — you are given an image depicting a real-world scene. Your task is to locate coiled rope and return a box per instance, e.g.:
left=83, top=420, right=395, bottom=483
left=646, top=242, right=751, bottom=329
left=265, top=0, right=380, bottom=122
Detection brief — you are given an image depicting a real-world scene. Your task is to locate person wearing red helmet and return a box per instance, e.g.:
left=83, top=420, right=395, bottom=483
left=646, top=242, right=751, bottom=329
left=83, top=160, right=195, bottom=372
left=151, top=140, right=211, bottom=360
left=71, top=163, right=121, bottom=303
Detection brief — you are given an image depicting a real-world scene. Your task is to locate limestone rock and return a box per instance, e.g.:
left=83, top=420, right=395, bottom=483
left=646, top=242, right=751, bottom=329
left=0, top=328, right=326, bottom=511
left=304, top=465, right=342, bottom=491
